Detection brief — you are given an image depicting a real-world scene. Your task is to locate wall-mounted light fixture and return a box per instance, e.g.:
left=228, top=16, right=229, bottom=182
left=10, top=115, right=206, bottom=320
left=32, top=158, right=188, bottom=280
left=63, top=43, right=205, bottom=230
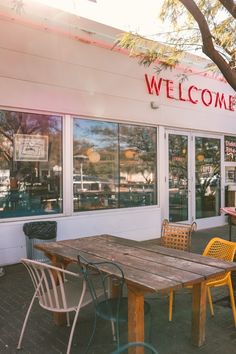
left=150, top=101, right=159, bottom=109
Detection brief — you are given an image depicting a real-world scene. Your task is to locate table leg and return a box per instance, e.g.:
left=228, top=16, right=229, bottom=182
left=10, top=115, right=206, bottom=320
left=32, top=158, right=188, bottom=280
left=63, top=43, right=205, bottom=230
left=229, top=215, right=232, bottom=241
left=49, top=254, right=68, bottom=326
left=127, top=285, right=144, bottom=354
left=192, top=281, right=207, bottom=347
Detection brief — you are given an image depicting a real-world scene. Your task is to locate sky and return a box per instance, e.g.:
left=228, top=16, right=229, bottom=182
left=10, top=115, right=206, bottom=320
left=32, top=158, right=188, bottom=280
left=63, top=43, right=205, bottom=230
left=31, top=0, right=165, bottom=36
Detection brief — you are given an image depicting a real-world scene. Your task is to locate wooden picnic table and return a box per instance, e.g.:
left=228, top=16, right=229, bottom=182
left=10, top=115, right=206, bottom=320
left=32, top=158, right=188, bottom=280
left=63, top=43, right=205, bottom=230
left=35, top=234, right=236, bottom=354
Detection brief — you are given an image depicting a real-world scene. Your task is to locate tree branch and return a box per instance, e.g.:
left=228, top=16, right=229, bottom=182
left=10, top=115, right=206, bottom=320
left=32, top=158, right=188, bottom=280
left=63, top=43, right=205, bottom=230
left=218, top=0, right=236, bottom=19
left=178, top=0, right=236, bottom=91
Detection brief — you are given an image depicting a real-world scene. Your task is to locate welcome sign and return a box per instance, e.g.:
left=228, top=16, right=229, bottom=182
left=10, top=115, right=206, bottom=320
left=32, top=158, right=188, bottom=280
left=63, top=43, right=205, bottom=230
left=145, top=74, right=235, bottom=111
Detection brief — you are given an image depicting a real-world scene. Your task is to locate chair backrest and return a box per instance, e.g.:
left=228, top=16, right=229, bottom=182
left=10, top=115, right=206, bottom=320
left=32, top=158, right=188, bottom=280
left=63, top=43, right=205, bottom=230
left=21, top=258, right=80, bottom=312
left=160, top=219, right=197, bottom=251
left=203, top=237, right=236, bottom=261
left=111, top=341, right=159, bottom=354
left=77, top=253, right=125, bottom=318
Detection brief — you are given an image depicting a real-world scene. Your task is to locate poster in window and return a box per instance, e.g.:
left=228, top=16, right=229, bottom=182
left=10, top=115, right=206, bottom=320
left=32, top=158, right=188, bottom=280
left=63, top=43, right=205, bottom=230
left=225, top=135, right=236, bottom=162
left=14, top=134, right=49, bottom=161
left=225, top=167, right=236, bottom=183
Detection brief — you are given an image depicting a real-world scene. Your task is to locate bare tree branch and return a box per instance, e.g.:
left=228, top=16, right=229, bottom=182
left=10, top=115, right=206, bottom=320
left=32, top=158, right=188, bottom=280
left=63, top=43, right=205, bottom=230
left=218, top=0, right=236, bottom=19
left=179, top=0, right=236, bottom=91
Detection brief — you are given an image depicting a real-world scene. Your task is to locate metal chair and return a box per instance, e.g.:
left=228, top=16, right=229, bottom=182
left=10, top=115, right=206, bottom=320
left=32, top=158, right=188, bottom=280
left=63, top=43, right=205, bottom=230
left=160, top=219, right=197, bottom=321
left=111, top=341, right=159, bottom=353
left=77, top=253, right=151, bottom=353
left=202, top=237, right=236, bottom=326
left=169, top=237, right=236, bottom=326
left=17, top=258, right=91, bottom=354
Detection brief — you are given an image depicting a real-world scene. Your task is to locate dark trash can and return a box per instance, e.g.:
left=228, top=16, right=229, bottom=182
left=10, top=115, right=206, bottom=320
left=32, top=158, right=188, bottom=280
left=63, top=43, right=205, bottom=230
left=23, top=221, right=57, bottom=262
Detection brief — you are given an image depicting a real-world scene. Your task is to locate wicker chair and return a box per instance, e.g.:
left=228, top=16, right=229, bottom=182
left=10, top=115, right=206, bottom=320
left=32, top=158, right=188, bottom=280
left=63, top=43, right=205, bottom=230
left=160, top=219, right=197, bottom=252
left=160, top=219, right=197, bottom=321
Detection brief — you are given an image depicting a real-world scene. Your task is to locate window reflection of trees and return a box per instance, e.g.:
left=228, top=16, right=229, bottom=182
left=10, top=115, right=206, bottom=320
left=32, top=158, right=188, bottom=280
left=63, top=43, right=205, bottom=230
left=195, top=137, right=221, bottom=218
left=73, top=119, right=157, bottom=211
left=168, top=134, right=188, bottom=222
left=0, top=110, right=62, bottom=218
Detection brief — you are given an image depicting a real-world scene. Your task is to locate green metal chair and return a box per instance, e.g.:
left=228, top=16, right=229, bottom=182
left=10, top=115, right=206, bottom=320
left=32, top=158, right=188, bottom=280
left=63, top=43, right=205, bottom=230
left=77, top=253, right=151, bottom=353
left=111, top=341, right=159, bottom=353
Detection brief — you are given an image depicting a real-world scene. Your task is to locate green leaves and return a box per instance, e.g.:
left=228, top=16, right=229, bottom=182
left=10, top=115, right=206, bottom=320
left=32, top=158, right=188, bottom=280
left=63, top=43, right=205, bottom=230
left=116, top=0, right=235, bottom=90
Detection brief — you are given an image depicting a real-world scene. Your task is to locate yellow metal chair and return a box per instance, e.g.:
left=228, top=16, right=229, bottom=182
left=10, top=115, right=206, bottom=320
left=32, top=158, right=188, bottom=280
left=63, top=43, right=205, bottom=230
left=160, top=219, right=197, bottom=321
left=169, top=237, right=236, bottom=325
left=202, top=237, right=236, bottom=326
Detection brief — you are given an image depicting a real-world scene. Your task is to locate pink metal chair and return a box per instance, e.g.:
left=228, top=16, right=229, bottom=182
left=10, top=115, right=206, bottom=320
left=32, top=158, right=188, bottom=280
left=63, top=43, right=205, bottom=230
left=17, top=258, right=91, bottom=354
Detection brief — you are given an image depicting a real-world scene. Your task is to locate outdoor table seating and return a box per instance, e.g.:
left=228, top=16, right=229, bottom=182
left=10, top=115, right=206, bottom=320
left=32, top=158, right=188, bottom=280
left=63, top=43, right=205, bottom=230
left=35, top=234, right=236, bottom=354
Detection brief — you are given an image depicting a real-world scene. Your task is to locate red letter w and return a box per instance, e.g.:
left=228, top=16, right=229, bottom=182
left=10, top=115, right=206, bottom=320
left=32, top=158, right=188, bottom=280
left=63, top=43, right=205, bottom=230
left=145, top=74, right=163, bottom=95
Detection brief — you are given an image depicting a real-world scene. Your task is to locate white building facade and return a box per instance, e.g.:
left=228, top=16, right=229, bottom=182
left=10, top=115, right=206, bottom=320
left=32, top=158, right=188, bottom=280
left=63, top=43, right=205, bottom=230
left=0, top=1, right=235, bottom=265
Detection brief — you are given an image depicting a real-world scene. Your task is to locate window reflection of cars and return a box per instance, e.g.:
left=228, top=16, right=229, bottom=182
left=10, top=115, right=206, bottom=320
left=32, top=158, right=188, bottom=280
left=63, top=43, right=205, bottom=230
left=73, top=174, right=109, bottom=192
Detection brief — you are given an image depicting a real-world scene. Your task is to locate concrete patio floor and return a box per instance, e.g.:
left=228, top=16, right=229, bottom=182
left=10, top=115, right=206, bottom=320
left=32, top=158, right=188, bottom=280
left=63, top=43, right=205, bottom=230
left=1, top=224, right=236, bottom=354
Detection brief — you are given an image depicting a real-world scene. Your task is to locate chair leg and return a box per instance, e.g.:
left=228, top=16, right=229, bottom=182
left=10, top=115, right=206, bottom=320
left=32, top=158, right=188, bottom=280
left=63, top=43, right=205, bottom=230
left=169, top=289, right=173, bottom=321
left=66, top=313, right=70, bottom=327
left=111, top=320, right=117, bottom=341
left=66, top=280, right=87, bottom=354
left=115, top=321, right=120, bottom=349
left=207, top=287, right=214, bottom=317
left=17, top=291, right=37, bottom=350
left=84, top=313, right=97, bottom=354
left=228, top=277, right=236, bottom=327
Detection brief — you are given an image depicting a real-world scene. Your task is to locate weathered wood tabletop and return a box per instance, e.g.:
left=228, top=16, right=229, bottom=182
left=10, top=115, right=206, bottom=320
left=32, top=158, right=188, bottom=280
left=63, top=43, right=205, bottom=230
left=35, top=234, right=236, bottom=354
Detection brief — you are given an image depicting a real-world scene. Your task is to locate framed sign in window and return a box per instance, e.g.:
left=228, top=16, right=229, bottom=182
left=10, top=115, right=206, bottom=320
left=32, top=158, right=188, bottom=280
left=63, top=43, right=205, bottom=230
left=225, top=135, right=236, bottom=162
left=225, top=166, right=236, bottom=183
left=14, top=134, right=49, bottom=162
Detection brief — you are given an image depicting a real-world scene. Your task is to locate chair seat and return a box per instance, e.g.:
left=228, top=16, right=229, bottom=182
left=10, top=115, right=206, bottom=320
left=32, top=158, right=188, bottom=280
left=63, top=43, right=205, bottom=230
left=206, top=272, right=230, bottom=287
left=96, top=297, right=151, bottom=322
left=39, top=280, right=92, bottom=312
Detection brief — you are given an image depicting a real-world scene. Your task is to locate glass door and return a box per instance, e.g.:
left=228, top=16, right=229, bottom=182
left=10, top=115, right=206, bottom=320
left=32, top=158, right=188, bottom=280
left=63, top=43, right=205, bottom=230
left=167, top=132, right=191, bottom=222
left=194, top=135, right=221, bottom=220
left=166, top=130, right=223, bottom=227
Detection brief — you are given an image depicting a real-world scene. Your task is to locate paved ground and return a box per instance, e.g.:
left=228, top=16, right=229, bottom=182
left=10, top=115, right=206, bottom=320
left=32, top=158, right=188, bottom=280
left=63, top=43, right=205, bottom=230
left=0, top=224, right=236, bottom=354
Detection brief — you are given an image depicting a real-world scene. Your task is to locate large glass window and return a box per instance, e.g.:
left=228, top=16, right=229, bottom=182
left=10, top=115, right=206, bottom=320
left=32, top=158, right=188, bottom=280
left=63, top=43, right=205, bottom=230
left=73, top=118, right=157, bottom=211
left=0, top=110, right=63, bottom=218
